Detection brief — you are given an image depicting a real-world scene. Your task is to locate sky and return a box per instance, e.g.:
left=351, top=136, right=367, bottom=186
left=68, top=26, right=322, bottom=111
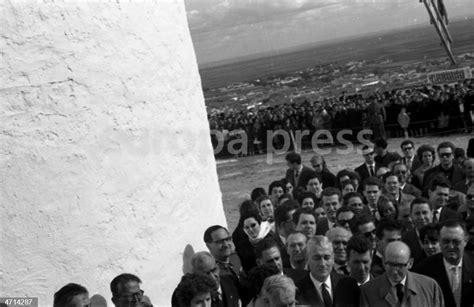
left=184, top=0, right=474, bottom=65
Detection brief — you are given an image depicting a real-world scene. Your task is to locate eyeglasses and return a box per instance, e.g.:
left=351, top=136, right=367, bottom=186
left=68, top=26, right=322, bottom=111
left=441, top=239, right=464, bottom=246
left=402, top=147, right=413, bottom=151
left=211, top=236, right=232, bottom=245
left=385, top=261, right=410, bottom=268
left=116, top=289, right=145, bottom=303
left=363, top=229, right=377, bottom=238
left=466, top=194, right=474, bottom=200
left=439, top=152, right=452, bottom=158
left=337, top=218, right=353, bottom=225
left=395, top=170, right=407, bottom=175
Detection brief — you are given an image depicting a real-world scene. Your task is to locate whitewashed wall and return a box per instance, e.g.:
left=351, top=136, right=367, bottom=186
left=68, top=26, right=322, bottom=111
left=0, top=1, right=226, bottom=305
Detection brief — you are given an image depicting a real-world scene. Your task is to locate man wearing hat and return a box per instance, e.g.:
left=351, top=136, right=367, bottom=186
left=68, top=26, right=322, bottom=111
left=355, top=145, right=382, bottom=183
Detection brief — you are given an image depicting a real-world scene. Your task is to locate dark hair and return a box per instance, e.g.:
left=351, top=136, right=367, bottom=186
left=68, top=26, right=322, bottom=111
left=400, top=140, right=414, bottom=149
left=298, top=191, right=317, bottom=206
left=336, top=170, right=360, bottom=189
left=255, top=238, right=279, bottom=259
left=321, top=187, right=342, bottom=200
left=241, top=210, right=262, bottom=225
left=251, top=187, right=267, bottom=202
left=285, top=152, right=302, bottom=164
left=204, top=225, right=227, bottom=243
left=246, top=264, right=281, bottom=300
left=441, top=219, right=467, bottom=235
left=110, top=273, right=142, bottom=298
left=374, top=138, right=388, bottom=149
left=437, top=141, right=455, bottom=153
left=376, top=194, right=398, bottom=219
left=54, top=283, right=88, bottom=307
left=410, top=197, right=430, bottom=212
left=362, top=177, right=382, bottom=190
left=375, top=218, right=402, bottom=239
left=454, top=147, right=466, bottom=159
left=274, top=204, right=295, bottom=227
left=382, top=171, right=398, bottom=183
left=268, top=180, right=285, bottom=195
left=175, top=273, right=218, bottom=307
left=278, top=193, right=293, bottom=203
left=256, top=195, right=273, bottom=208
left=343, top=192, right=363, bottom=206
left=347, top=235, right=372, bottom=256
left=353, top=214, right=376, bottom=233
left=419, top=223, right=441, bottom=242
left=428, top=174, right=451, bottom=191
left=416, top=144, right=436, bottom=164
left=336, top=206, right=355, bottom=217
left=238, top=200, right=259, bottom=227
left=292, top=208, right=317, bottom=225
left=304, top=171, right=322, bottom=187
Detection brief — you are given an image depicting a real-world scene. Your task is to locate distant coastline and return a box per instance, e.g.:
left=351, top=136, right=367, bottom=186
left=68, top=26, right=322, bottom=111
left=198, top=18, right=473, bottom=88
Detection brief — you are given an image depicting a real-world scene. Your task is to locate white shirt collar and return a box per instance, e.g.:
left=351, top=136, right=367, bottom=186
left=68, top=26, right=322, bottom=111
left=389, top=275, right=407, bottom=287
left=443, top=256, right=463, bottom=271
left=279, top=234, right=286, bottom=245
left=357, top=274, right=371, bottom=286
left=310, top=273, right=332, bottom=299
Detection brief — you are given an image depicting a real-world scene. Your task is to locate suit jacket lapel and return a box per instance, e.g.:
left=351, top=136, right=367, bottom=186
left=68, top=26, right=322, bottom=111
left=378, top=275, right=397, bottom=307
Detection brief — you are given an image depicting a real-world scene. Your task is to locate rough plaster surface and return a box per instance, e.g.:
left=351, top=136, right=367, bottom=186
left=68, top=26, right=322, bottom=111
left=0, top=1, right=226, bottom=305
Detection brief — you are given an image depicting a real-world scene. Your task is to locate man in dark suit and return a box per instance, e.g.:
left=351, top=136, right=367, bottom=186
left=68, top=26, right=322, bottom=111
left=402, top=198, right=433, bottom=266
left=370, top=219, right=403, bottom=278
left=285, top=151, right=313, bottom=189
left=400, top=139, right=422, bottom=173
left=367, top=97, right=386, bottom=140
left=414, top=220, right=474, bottom=307
left=361, top=241, right=444, bottom=307
left=204, top=225, right=242, bottom=281
left=172, top=251, right=241, bottom=307
left=347, top=235, right=373, bottom=286
left=315, top=188, right=342, bottom=236
left=393, top=162, right=422, bottom=198
left=295, top=235, right=360, bottom=306
left=423, top=141, right=465, bottom=191
left=273, top=203, right=296, bottom=268
left=428, top=176, right=462, bottom=223
left=355, top=145, right=381, bottom=184
left=311, top=154, right=337, bottom=188
left=374, top=138, right=402, bottom=168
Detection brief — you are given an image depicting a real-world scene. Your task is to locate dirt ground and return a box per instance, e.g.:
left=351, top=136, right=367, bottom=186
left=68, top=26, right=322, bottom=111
left=216, top=133, right=473, bottom=231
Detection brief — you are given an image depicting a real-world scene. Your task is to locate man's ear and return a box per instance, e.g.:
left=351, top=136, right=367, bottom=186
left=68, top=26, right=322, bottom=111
left=407, top=258, right=414, bottom=270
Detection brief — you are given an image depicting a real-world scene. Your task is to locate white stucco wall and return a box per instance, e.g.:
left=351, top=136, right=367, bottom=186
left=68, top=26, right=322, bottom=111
left=0, top=1, right=226, bottom=305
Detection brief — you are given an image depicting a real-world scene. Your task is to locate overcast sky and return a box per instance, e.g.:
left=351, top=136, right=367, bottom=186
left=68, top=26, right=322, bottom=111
left=184, top=0, right=474, bottom=65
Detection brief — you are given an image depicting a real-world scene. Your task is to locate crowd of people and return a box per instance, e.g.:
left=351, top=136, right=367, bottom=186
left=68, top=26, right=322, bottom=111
left=210, top=80, right=474, bottom=156
left=54, top=137, right=474, bottom=306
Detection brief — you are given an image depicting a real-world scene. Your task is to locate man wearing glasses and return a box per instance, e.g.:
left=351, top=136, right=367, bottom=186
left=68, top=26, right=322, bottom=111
left=355, top=145, right=381, bottom=183
left=423, top=142, right=464, bottom=190
left=393, top=162, right=422, bottom=198
left=110, top=273, right=153, bottom=307
left=360, top=241, right=444, bottom=307
left=400, top=140, right=421, bottom=173
left=414, top=220, right=474, bottom=307
left=204, top=225, right=242, bottom=281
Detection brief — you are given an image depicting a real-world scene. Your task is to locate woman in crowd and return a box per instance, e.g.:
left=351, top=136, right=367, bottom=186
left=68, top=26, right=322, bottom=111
left=232, top=200, right=258, bottom=247
left=235, top=210, right=273, bottom=273
left=256, top=195, right=274, bottom=223
left=298, top=191, right=318, bottom=210
left=377, top=194, right=398, bottom=221
left=413, top=144, right=436, bottom=188
left=419, top=223, right=441, bottom=257
left=175, top=273, right=218, bottom=307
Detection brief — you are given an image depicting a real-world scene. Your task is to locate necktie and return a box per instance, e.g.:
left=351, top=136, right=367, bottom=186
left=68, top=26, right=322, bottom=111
left=396, top=283, right=404, bottom=303
left=450, top=266, right=461, bottom=307
left=295, top=170, right=300, bottom=184
left=433, top=210, right=439, bottom=223
left=321, top=283, right=332, bottom=307
left=369, top=165, right=374, bottom=177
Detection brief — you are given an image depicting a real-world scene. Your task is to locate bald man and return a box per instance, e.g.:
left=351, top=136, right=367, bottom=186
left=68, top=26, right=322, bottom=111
left=360, top=241, right=444, bottom=307
left=172, top=251, right=241, bottom=307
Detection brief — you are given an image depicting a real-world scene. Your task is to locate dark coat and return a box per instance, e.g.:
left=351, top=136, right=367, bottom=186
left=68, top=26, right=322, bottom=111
left=413, top=252, right=474, bottom=307
left=285, top=165, right=314, bottom=188
left=422, top=164, right=465, bottom=191
left=296, top=271, right=360, bottom=306
left=401, top=228, right=426, bottom=266
left=355, top=163, right=382, bottom=183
